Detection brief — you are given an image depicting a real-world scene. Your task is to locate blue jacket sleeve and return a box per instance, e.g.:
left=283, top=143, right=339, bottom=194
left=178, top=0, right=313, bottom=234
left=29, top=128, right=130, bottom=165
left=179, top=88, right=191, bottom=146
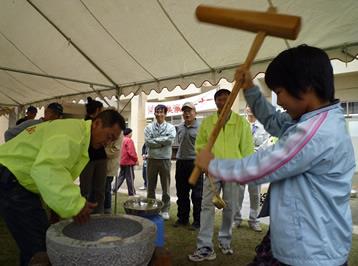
left=208, top=111, right=329, bottom=185
left=244, top=86, right=292, bottom=137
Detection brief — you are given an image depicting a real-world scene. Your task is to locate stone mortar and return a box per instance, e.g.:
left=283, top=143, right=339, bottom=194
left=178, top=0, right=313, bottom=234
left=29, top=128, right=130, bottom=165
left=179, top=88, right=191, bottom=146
left=46, top=214, right=156, bottom=266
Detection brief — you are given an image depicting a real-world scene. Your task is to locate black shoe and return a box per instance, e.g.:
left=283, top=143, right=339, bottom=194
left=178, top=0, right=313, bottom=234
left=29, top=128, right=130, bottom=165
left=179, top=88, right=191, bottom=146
left=189, top=222, right=200, bottom=231
left=173, top=220, right=188, bottom=227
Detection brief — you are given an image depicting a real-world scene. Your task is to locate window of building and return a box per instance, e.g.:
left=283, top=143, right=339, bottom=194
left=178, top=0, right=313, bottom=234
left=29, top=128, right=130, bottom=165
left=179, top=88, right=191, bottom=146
left=341, top=101, right=358, bottom=116
left=349, top=102, right=358, bottom=115
left=341, top=102, right=348, bottom=115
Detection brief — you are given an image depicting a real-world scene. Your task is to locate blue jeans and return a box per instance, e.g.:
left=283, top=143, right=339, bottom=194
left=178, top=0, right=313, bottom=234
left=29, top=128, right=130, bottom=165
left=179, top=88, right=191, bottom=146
left=235, top=183, right=261, bottom=224
left=0, top=165, right=49, bottom=266
left=197, top=176, right=238, bottom=249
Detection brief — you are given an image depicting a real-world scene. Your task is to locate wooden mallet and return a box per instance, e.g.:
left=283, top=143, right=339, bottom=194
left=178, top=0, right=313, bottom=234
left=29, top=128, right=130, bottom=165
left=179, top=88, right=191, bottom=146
left=189, top=5, right=301, bottom=185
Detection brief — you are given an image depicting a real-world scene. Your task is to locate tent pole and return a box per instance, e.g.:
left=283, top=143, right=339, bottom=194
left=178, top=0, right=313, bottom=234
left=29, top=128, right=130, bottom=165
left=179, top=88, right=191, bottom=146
left=118, top=86, right=142, bottom=114
left=89, top=84, right=111, bottom=107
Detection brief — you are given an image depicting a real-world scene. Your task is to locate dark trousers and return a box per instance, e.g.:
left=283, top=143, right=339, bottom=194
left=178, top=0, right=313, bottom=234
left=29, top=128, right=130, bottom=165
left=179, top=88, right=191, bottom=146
left=276, top=260, right=347, bottom=266
left=113, top=165, right=136, bottom=196
left=104, top=176, right=114, bottom=210
left=79, top=159, right=107, bottom=214
left=0, top=165, right=49, bottom=266
left=175, top=160, right=203, bottom=225
left=142, top=159, right=147, bottom=187
left=249, top=229, right=348, bottom=266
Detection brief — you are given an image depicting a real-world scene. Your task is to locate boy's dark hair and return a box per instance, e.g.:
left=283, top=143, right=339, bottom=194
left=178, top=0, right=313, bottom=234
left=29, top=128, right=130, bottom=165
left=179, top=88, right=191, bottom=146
left=86, top=97, right=103, bottom=116
left=95, top=110, right=126, bottom=130
left=154, top=104, right=168, bottom=114
left=214, top=89, right=231, bottom=100
left=265, top=45, right=334, bottom=102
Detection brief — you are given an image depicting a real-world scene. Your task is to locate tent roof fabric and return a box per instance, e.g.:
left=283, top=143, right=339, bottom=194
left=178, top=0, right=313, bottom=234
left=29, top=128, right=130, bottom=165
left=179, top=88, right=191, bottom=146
left=0, top=0, right=357, bottom=107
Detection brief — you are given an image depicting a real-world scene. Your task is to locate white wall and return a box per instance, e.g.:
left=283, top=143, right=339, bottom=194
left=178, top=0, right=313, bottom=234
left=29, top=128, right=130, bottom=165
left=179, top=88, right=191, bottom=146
left=347, top=118, right=358, bottom=186
left=0, top=115, right=9, bottom=144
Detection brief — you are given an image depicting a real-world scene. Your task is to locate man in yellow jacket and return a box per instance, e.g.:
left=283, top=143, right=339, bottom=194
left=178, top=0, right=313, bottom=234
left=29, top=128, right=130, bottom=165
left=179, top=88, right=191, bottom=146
left=189, top=89, right=254, bottom=262
left=0, top=109, right=125, bottom=266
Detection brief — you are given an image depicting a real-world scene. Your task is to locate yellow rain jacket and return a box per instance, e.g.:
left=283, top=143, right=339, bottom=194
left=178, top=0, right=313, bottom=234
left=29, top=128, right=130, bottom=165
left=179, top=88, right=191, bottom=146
left=0, top=119, right=91, bottom=218
left=195, top=112, right=254, bottom=159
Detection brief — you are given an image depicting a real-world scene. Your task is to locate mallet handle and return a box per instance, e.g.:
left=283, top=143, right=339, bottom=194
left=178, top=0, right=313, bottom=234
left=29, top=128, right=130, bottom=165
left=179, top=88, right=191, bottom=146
left=189, top=31, right=266, bottom=185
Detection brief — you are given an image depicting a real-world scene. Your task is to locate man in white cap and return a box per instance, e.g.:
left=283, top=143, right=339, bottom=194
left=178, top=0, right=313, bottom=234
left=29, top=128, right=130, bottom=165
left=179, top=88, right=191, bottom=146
left=174, top=102, right=203, bottom=230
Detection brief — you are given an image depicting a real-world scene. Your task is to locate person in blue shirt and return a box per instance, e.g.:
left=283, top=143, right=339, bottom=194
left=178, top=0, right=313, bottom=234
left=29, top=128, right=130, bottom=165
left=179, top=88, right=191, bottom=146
left=144, top=104, right=176, bottom=220
left=195, top=45, right=354, bottom=266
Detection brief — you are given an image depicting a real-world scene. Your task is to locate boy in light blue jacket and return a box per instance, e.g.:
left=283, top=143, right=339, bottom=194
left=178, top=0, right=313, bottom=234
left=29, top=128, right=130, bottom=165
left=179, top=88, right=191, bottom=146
left=195, top=45, right=355, bottom=266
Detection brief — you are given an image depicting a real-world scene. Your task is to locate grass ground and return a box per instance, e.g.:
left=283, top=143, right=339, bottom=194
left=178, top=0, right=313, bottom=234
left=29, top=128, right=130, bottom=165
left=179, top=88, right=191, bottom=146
left=1, top=194, right=358, bottom=265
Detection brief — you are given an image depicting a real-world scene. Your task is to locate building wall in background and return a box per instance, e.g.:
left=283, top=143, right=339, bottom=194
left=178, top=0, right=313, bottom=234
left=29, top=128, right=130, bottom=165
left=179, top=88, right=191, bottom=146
left=0, top=115, right=9, bottom=144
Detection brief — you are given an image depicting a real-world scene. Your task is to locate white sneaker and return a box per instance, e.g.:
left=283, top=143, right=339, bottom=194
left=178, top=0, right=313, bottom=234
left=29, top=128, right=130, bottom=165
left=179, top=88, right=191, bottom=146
left=188, top=247, right=216, bottom=262
left=218, top=243, right=234, bottom=255
left=161, top=212, right=170, bottom=220
left=248, top=222, right=262, bottom=232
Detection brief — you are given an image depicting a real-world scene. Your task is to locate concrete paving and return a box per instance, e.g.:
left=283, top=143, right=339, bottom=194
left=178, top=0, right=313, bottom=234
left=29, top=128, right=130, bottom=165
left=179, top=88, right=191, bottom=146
left=115, top=162, right=357, bottom=234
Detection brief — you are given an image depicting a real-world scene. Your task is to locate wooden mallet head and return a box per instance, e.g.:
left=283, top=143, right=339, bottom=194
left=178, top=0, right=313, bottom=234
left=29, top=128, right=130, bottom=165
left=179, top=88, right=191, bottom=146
left=196, top=5, right=301, bottom=40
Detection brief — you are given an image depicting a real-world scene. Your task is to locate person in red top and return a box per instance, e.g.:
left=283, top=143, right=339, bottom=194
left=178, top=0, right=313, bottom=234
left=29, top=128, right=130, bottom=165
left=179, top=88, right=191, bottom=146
left=113, top=128, right=138, bottom=195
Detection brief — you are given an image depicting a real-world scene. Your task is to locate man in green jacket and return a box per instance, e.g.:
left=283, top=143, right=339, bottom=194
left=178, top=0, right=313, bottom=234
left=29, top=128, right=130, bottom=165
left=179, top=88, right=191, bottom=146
left=189, top=89, right=254, bottom=262
left=0, top=109, right=125, bottom=266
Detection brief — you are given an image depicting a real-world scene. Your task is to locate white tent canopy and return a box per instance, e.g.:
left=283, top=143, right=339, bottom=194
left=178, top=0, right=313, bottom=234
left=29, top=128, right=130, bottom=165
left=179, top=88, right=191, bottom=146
left=0, top=0, right=357, bottom=107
